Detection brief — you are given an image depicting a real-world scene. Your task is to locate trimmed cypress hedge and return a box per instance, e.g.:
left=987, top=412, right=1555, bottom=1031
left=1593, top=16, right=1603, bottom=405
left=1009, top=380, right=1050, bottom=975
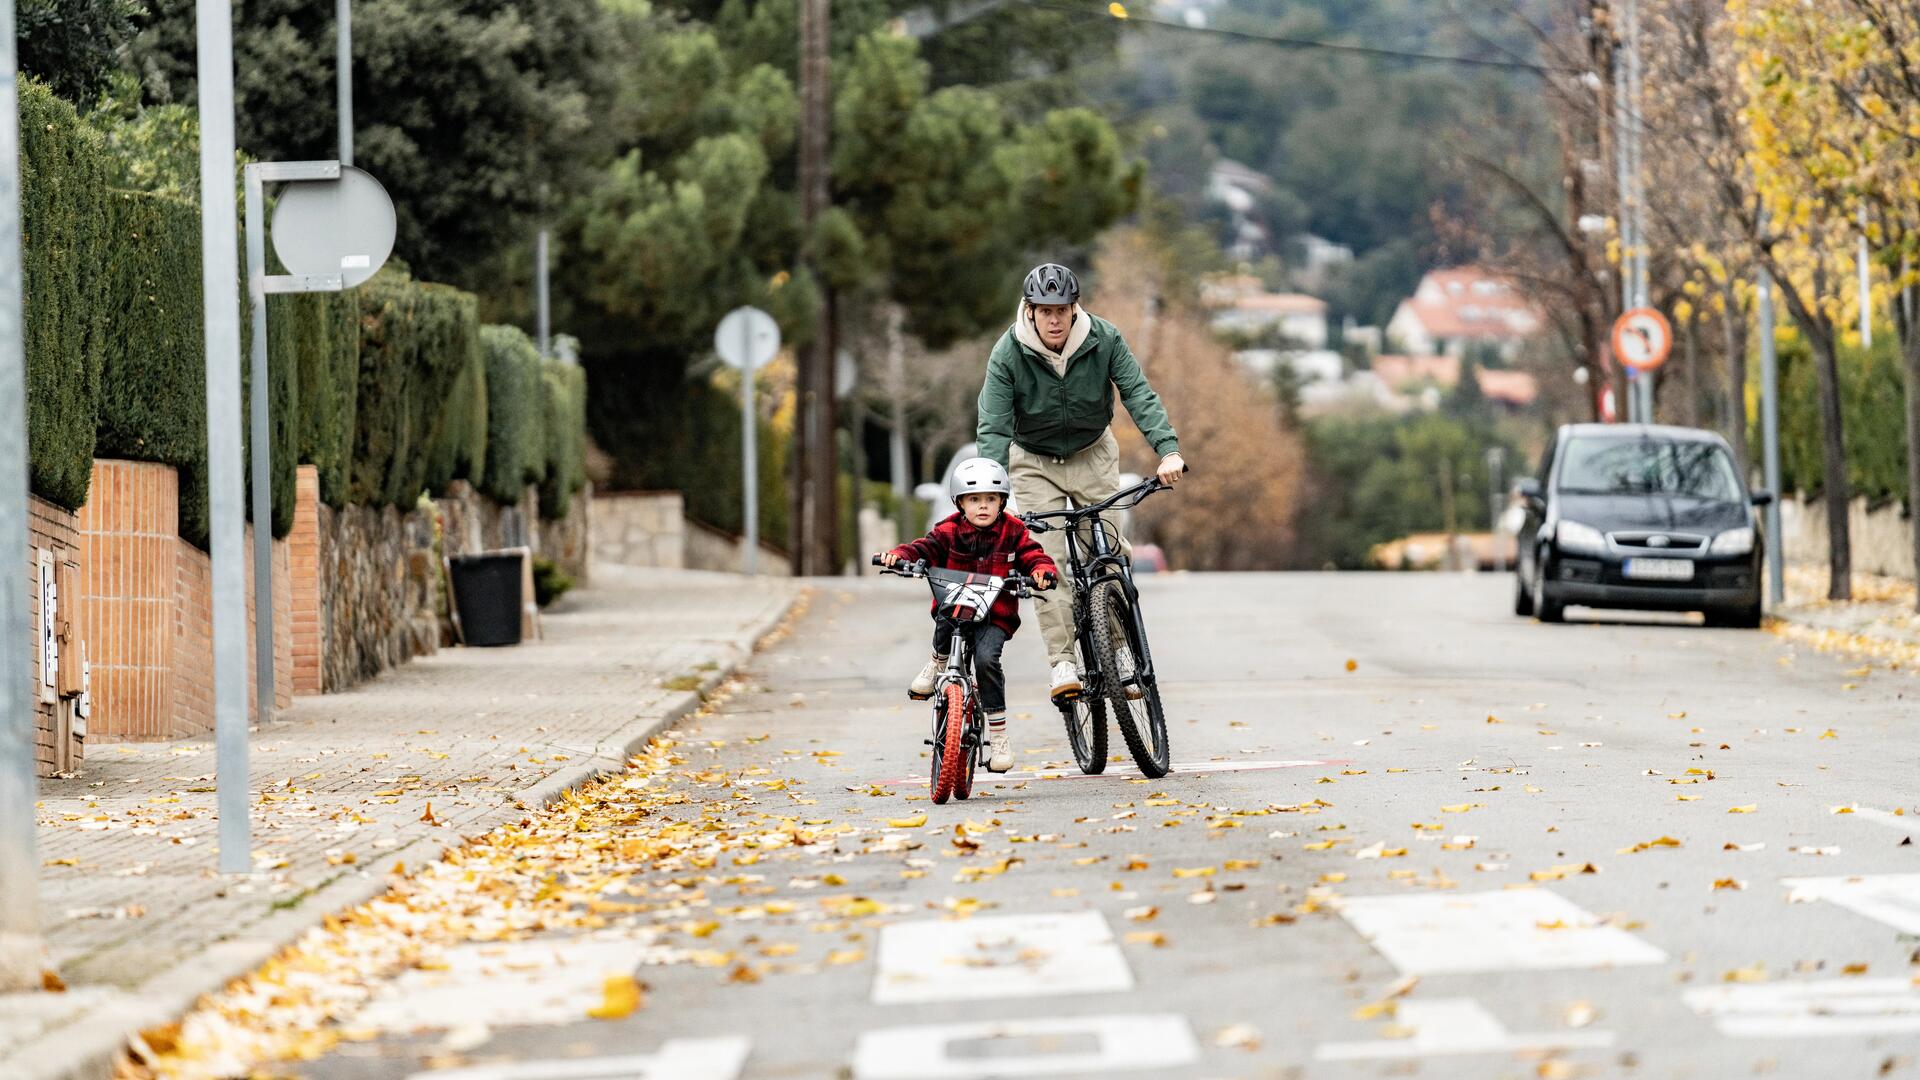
left=1768, top=329, right=1909, bottom=504
left=21, top=79, right=107, bottom=510
left=352, top=270, right=483, bottom=508
left=280, top=290, right=360, bottom=509
left=479, top=324, right=545, bottom=505
left=539, top=359, right=588, bottom=520
left=96, top=189, right=210, bottom=545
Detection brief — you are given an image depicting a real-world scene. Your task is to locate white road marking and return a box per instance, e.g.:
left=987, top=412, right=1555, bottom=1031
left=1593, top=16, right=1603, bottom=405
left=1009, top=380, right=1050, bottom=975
left=353, top=936, right=669, bottom=1032
left=879, top=758, right=1345, bottom=785
left=1784, top=874, right=1920, bottom=934
left=1336, top=889, right=1667, bottom=975
left=1850, top=808, right=1920, bottom=835
left=1685, top=979, right=1920, bottom=1037
left=407, top=1037, right=750, bottom=1079
left=872, top=911, right=1132, bottom=1004
left=851, top=1014, right=1198, bottom=1079
left=1315, top=999, right=1615, bottom=1061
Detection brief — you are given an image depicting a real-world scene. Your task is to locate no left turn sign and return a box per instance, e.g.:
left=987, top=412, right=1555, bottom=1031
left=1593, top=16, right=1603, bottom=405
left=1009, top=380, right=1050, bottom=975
left=1612, top=307, right=1672, bottom=372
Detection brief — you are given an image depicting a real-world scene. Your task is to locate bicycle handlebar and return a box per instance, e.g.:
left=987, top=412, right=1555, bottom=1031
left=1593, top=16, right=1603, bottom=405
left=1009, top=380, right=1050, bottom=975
left=869, top=555, right=1052, bottom=598
left=1022, top=466, right=1188, bottom=533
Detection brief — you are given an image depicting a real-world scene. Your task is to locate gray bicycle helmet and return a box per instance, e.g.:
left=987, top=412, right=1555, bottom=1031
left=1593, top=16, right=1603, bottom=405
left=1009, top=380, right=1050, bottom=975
left=950, top=457, right=1011, bottom=507
left=1022, top=263, right=1080, bottom=306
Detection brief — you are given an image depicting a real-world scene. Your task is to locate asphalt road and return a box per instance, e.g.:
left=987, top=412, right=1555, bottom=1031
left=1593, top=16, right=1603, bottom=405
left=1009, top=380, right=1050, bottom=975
left=296, top=572, right=1920, bottom=1080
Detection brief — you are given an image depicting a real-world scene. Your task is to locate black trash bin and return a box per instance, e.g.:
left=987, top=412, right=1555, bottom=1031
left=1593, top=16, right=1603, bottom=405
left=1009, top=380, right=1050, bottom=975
left=449, top=551, right=524, bottom=646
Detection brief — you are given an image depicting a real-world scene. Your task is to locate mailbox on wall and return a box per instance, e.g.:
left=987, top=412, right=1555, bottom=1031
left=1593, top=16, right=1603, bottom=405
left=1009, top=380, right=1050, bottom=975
left=37, top=548, right=54, bottom=703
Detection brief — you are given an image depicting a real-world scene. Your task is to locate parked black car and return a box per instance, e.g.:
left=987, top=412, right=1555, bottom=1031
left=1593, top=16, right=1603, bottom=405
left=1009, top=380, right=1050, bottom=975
left=1513, top=424, right=1770, bottom=627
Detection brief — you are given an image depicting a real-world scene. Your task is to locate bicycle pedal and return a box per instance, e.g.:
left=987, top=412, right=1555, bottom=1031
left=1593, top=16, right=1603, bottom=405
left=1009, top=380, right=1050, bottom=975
left=907, top=690, right=932, bottom=701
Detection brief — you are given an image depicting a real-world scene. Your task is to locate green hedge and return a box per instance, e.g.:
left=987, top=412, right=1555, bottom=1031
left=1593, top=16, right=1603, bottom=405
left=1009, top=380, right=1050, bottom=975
left=539, top=359, right=587, bottom=519
left=480, top=324, right=545, bottom=505
left=351, top=269, right=483, bottom=507
left=21, top=79, right=107, bottom=510
left=1768, top=330, right=1908, bottom=504
left=96, top=190, right=210, bottom=544
left=280, top=290, right=359, bottom=509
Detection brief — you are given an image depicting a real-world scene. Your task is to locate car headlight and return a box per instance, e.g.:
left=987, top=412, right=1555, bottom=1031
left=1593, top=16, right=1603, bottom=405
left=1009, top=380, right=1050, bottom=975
left=1555, top=520, right=1606, bottom=556
left=1710, top=527, right=1754, bottom=555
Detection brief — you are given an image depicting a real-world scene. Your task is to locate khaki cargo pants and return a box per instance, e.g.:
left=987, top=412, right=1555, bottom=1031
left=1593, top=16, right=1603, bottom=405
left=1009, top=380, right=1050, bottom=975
left=1010, top=430, right=1129, bottom=668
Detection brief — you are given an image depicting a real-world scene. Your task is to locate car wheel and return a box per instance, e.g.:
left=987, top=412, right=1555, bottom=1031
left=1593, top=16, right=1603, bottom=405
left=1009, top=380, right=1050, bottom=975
left=1533, top=560, right=1566, bottom=623
left=1512, top=571, right=1534, bottom=617
left=1706, top=601, right=1763, bottom=629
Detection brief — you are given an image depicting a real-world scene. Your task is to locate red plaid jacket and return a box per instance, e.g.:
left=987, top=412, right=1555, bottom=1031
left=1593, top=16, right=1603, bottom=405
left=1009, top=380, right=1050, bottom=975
left=890, top=512, right=1057, bottom=636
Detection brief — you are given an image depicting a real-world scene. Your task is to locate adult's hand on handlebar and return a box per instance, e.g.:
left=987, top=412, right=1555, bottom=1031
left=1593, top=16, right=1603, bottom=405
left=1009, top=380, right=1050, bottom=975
left=1156, top=452, right=1187, bottom=488
left=1033, top=568, right=1058, bottom=590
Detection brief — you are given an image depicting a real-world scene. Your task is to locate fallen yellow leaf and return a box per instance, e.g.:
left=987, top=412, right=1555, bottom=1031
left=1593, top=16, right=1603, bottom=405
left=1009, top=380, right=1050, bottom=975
left=586, top=973, right=644, bottom=1019
left=888, top=813, right=928, bottom=828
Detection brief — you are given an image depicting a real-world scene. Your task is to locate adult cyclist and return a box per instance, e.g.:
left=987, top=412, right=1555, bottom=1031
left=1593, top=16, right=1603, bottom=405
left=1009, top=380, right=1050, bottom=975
left=975, top=262, right=1187, bottom=708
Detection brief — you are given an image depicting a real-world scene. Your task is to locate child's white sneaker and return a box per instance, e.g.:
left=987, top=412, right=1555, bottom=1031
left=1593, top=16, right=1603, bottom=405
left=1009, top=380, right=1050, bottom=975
left=987, top=726, right=1014, bottom=773
left=1049, top=661, right=1082, bottom=701
left=909, top=655, right=944, bottom=700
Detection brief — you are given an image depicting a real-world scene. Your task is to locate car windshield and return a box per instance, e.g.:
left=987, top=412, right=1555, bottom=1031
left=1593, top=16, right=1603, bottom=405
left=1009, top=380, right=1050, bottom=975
left=1556, top=436, right=1743, bottom=501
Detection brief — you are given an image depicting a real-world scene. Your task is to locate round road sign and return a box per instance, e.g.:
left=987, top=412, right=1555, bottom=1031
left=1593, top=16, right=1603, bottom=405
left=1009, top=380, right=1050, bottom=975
left=1611, top=307, right=1673, bottom=372
left=270, top=166, right=397, bottom=288
left=715, top=307, right=780, bottom=372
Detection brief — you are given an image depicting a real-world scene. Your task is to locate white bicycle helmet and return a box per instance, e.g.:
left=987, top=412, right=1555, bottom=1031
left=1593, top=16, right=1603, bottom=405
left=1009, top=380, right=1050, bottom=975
left=950, top=457, right=1011, bottom=507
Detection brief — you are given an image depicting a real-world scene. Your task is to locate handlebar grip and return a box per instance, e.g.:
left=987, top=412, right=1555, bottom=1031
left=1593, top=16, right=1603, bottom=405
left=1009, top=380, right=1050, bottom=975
left=870, top=554, right=885, bottom=567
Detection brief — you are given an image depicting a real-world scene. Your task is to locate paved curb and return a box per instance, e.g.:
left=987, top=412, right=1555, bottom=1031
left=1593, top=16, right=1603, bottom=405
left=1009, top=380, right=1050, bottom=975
left=9, top=585, right=805, bottom=1080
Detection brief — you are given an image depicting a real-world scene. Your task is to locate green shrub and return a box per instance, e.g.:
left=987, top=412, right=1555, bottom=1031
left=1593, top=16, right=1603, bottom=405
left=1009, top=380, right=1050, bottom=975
left=480, top=324, right=545, bottom=505
left=423, top=316, right=487, bottom=496
left=532, top=555, right=573, bottom=606
left=281, top=290, right=359, bottom=508
left=1768, top=330, right=1908, bottom=504
left=95, top=190, right=212, bottom=544
left=539, top=359, right=587, bottom=519
left=21, top=77, right=107, bottom=510
left=352, top=269, right=482, bottom=507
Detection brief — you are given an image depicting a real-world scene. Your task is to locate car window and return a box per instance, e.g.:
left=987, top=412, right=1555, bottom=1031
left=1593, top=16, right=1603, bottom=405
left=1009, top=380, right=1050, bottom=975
left=1556, top=437, right=1743, bottom=501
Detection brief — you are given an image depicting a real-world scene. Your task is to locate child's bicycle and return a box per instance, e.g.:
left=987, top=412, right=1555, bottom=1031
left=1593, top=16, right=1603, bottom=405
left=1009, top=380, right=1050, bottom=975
left=1023, top=472, right=1182, bottom=779
left=872, top=556, right=1042, bottom=804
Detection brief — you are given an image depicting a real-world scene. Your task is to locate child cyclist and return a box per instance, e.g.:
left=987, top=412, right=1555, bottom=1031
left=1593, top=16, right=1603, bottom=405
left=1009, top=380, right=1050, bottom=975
left=876, top=458, right=1058, bottom=773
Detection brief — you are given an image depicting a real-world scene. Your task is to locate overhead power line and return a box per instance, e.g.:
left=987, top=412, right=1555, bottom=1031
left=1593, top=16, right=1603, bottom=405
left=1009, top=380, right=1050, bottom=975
left=1029, top=1, right=1578, bottom=76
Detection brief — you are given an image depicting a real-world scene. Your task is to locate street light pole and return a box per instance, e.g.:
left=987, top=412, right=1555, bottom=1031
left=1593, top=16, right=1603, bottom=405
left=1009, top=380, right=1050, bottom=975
left=1758, top=226, right=1785, bottom=609
left=536, top=228, right=550, bottom=359
left=198, top=0, right=253, bottom=875
left=0, top=0, right=46, bottom=991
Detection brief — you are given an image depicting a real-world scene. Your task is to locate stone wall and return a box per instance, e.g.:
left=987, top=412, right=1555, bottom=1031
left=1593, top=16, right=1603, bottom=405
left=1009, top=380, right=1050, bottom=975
left=686, top=519, right=793, bottom=576
left=27, top=496, right=81, bottom=775
left=1779, top=494, right=1915, bottom=579
left=592, top=492, right=686, bottom=569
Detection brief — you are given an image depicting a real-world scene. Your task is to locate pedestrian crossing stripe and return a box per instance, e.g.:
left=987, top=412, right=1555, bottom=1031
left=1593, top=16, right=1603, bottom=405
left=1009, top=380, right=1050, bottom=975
left=406, top=1037, right=750, bottom=1079
left=1685, top=979, right=1920, bottom=1037
left=1336, top=889, right=1667, bottom=975
left=1784, top=874, right=1920, bottom=935
left=1315, top=998, right=1615, bottom=1060
left=851, top=1014, right=1199, bottom=1079
left=872, top=911, right=1132, bottom=1004
left=354, top=936, right=670, bottom=1033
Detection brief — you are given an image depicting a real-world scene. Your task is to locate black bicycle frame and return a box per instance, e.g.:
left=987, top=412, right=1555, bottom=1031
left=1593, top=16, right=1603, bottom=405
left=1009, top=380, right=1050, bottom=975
left=1039, top=486, right=1158, bottom=690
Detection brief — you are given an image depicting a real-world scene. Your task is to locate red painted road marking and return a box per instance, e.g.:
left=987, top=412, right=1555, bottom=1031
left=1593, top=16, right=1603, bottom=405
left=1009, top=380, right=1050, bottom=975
left=875, top=758, right=1351, bottom=786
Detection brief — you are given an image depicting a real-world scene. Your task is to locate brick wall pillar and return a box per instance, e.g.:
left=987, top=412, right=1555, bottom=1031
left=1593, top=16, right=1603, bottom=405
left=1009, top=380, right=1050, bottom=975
left=27, top=495, right=83, bottom=775
left=289, top=465, right=322, bottom=695
left=75, top=460, right=177, bottom=742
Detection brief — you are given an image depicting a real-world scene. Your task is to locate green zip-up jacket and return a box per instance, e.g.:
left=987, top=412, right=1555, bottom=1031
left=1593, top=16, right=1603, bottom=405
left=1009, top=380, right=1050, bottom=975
left=975, top=314, right=1179, bottom=466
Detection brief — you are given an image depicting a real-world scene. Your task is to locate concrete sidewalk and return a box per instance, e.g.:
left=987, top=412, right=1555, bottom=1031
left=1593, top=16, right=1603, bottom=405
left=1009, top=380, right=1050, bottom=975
left=1769, top=565, right=1920, bottom=665
left=1, top=565, right=802, bottom=1080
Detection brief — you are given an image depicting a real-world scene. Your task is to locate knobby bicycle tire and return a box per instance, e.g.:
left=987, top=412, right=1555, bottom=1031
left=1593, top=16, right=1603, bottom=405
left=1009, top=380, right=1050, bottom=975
left=1061, top=640, right=1108, bottom=774
left=1088, top=579, right=1171, bottom=778
left=931, top=681, right=968, bottom=804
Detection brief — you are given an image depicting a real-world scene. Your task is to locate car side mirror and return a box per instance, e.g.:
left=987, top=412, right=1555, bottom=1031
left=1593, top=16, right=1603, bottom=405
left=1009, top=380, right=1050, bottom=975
left=1514, top=477, right=1544, bottom=508
left=1749, top=488, right=1775, bottom=507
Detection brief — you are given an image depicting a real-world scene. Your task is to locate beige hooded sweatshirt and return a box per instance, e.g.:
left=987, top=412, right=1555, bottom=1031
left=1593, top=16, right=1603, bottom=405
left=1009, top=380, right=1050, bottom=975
left=1013, top=301, right=1092, bottom=376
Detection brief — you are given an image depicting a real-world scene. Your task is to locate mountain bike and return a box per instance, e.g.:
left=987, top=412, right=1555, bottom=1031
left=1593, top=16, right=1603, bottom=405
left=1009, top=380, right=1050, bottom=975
left=872, top=557, right=1041, bottom=804
left=1023, top=474, right=1180, bottom=779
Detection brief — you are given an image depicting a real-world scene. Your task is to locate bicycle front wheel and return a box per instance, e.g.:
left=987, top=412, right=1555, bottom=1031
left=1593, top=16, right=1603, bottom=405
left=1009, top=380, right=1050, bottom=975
left=1088, top=580, right=1171, bottom=778
left=1061, top=643, right=1108, bottom=774
left=931, top=681, right=968, bottom=804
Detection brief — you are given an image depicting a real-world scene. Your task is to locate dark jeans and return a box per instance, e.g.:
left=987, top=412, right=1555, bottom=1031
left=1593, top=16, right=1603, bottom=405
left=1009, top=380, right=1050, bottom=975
left=932, top=617, right=1009, bottom=714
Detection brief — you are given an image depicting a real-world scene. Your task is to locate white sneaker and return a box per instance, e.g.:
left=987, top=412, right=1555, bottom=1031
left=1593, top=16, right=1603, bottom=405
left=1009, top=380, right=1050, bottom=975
left=987, top=726, right=1013, bottom=772
left=1113, top=646, right=1145, bottom=700
left=909, top=656, right=944, bottom=700
left=1049, top=661, right=1082, bottom=700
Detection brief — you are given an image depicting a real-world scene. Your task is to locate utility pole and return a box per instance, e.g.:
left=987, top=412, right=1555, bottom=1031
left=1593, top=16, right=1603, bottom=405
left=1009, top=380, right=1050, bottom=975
left=1857, top=206, right=1872, bottom=348
left=535, top=228, right=550, bottom=359
left=1758, top=215, right=1785, bottom=609
left=887, top=306, right=912, bottom=540
left=198, top=0, right=253, bottom=875
left=0, top=0, right=45, bottom=992
left=795, top=0, right=838, bottom=575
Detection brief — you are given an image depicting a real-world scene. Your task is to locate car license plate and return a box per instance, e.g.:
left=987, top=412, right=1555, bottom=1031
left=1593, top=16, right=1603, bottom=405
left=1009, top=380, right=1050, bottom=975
left=1624, top=558, right=1694, bottom=581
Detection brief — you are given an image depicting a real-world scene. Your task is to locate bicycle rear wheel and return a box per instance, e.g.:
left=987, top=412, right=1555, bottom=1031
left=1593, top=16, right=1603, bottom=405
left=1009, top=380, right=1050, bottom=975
left=1061, top=642, right=1108, bottom=774
left=931, top=682, right=968, bottom=804
left=1088, top=580, right=1171, bottom=778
